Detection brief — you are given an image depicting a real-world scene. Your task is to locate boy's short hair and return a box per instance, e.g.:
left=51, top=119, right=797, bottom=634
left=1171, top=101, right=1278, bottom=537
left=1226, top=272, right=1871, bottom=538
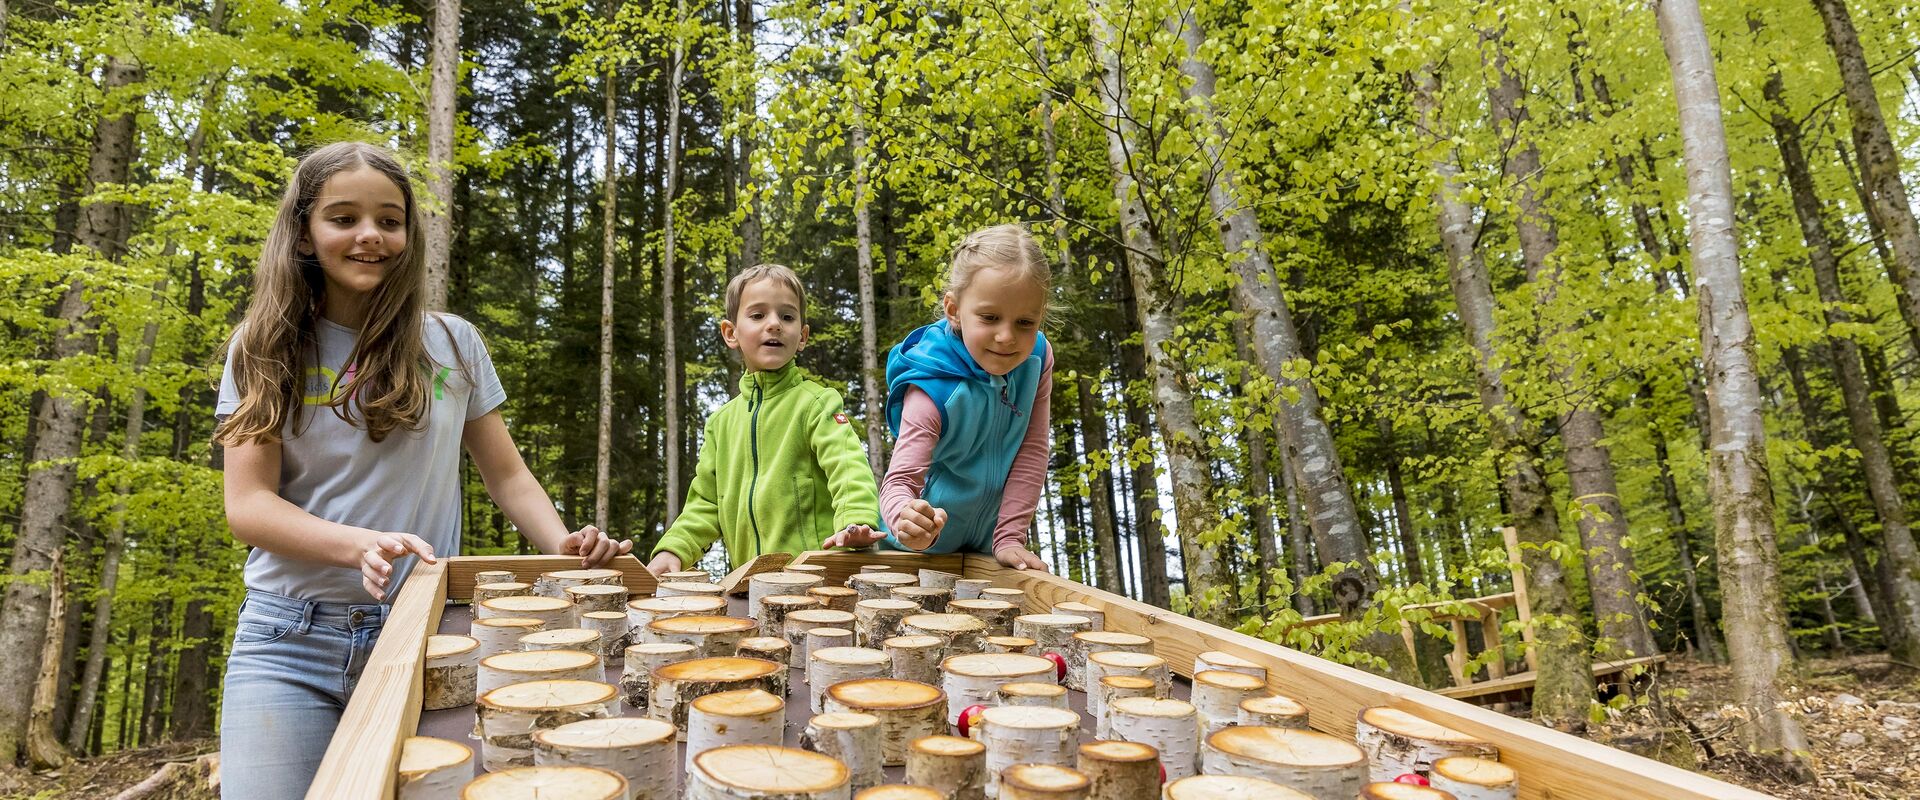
left=725, top=264, right=809, bottom=322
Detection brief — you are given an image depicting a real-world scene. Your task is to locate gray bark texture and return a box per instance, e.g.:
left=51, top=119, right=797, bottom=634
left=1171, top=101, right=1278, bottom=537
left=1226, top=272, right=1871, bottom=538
left=850, top=11, right=884, bottom=479
left=594, top=68, right=617, bottom=531
left=664, top=3, right=686, bottom=520
left=423, top=0, right=458, bottom=311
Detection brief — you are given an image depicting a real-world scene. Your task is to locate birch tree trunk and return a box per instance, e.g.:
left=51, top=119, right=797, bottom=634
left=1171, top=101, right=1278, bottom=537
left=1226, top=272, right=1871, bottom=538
left=1811, top=0, right=1920, bottom=354
left=850, top=3, right=885, bottom=477
left=0, top=56, right=141, bottom=764
left=423, top=0, right=458, bottom=311
left=1088, top=0, right=1231, bottom=625
left=663, top=0, right=687, bottom=520
left=1482, top=22, right=1656, bottom=660
left=1411, top=57, right=1591, bottom=725
left=734, top=0, right=760, bottom=268
left=595, top=64, right=618, bottom=531
left=1654, top=0, right=1812, bottom=774
left=1763, top=61, right=1920, bottom=664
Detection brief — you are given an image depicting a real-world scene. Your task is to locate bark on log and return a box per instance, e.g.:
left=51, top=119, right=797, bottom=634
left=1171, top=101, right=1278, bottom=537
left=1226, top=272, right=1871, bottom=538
left=891, top=587, right=950, bottom=613
left=1238, top=695, right=1309, bottom=729
left=656, top=581, right=727, bottom=599
left=475, top=582, right=532, bottom=605
left=462, top=765, right=627, bottom=799
left=397, top=736, right=471, bottom=800
left=997, top=681, right=1068, bottom=709
left=566, top=584, right=629, bottom=616
left=663, top=570, right=713, bottom=584
left=620, top=642, right=696, bottom=712
left=1087, top=651, right=1171, bottom=723
left=648, top=656, right=783, bottom=739
left=979, top=705, right=1081, bottom=798
left=903, top=613, right=989, bottom=655
left=1050, top=603, right=1104, bottom=631
left=807, top=646, right=890, bottom=713
left=1077, top=740, right=1158, bottom=800
left=687, top=745, right=851, bottom=799
left=1190, top=671, right=1266, bottom=738
left=998, top=764, right=1089, bottom=800
left=919, top=570, right=960, bottom=591
left=1429, top=756, right=1518, bottom=800
left=762, top=595, right=825, bottom=639
left=808, top=628, right=857, bottom=658
left=809, top=586, right=861, bottom=613
left=906, top=735, right=988, bottom=800
left=1094, top=676, right=1158, bottom=739
left=473, top=617, right=544, bottom=661
left=479, top=596, right=574, bottom=628
left=752, top=573, right=827, bottom=620
left=950, top=600, right=1018, bottom=637
left=985, top=636, right=1037, bottom=654
left=643, top=615, right=756, bottom=658
left=823, top=678, right=947, bottom=766
left=1353, top=707, right=1497, bottom=782
left=474, top=570, right=517, bottom=587
left=627, top=595, right=729, bottom=633
left=980, top=588, right=1026, bottom=610
left=1067, top=632, right=1151, bottom=692
left=953, top=580, right=993, bottom=600
left=519, top=628, right=603, bottom=662
left=1013, top=614, right=1091, bottom=666
left=1107, top=698, right=1200, bottom=781
left=857, top=599, right=921, bottom=647
left=424, top=635, right=479, bottom=711
left=533, top=568, right=623, bottom=599
left=941, top=653, right=1055, bottom=724
left=478, top=649, right=602, bottom=701
left=785, top=610, right=858, bottom=666
left=1199, top=726, right=1366, bottom=798
left=883, top=635, right=944, bottom=685
left=579, top=611, right=631, bottom=662
left=1192, top=651, right=1264, bottom=682
left=737, top=636, right=793, bottom=696
left=478, top=679, right=618, bottom=770
left=862, top=565, right=895, bottom=574
left=802, top=712, right=884, bottom=792
left=850, top=572, right=918, bottom=601
left=533, top=717, right=678, bottom=800
left=688, top=689, right=786, bottom=774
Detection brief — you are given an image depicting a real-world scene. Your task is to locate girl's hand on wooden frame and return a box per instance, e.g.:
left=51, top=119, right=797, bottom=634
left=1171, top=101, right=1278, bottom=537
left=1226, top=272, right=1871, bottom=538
left=563, top=525, right=632, bottom=568
left=360, top=531, right=437, bottom=600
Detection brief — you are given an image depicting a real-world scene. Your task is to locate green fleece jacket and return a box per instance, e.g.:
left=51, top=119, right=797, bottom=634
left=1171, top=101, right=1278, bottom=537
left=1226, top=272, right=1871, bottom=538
left=651, top=364, right=882, bottom=570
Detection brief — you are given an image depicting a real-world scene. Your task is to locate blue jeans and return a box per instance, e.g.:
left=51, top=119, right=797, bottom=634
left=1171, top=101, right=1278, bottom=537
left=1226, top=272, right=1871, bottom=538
left=219, top=590, right=388, bottom=800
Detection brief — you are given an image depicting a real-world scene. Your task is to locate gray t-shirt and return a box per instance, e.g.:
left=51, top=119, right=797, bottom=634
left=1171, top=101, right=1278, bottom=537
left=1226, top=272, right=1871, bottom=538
left=218, top=314, right=506, bottom=603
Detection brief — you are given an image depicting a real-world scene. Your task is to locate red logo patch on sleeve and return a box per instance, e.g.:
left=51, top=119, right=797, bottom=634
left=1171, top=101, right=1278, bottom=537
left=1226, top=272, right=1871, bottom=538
left=834, top=413, right=849, bottom=424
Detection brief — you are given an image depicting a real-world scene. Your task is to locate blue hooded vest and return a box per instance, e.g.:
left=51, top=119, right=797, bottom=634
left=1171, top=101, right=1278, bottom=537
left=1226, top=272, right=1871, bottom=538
left=880, top=319, right=1049, bottom=554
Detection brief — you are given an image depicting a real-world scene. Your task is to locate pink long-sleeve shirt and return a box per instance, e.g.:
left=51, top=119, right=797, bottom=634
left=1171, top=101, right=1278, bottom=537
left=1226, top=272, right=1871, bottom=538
left=880, top=344, right=1054, bottom=554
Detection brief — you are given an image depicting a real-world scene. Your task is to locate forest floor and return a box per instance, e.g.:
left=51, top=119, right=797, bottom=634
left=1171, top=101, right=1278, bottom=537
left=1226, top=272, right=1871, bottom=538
left=1602, top=652, right=1920, bottom=799
left=0, top=655, right=1915, bottom=798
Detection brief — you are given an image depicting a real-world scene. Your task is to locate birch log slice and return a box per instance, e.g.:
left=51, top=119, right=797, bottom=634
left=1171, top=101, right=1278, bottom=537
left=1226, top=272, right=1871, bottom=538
left=663, top=570, right=713, bottom=583
left=855, top=787, right=942, bottom=800
left=474, top=569, right=517, bottom=587
left=648, top=656, right=783, bottom=738
left=1360, top=784, right=1460, bottom=800
left=461, top=765, right=627, bottom=800
left=1050, top=602, right=1103, bottom=631
left=478, top=595, right=573, bottom=628
left=1012, top=615, right=1091, bottom=665
left=907, top=735, right=987, bottom=800
left=784, top=609, right=858, bottom=666
left=785, top=563, right=829, bottom=579
left=643, top=615, right=757, bottom=658
left=891, top=586, right=950, bottom=613
left=807, top=627, right=856, bottom=657
left=477, top=679, right=618, bottom=771
left=1065, top=631, right=1150, bottom=692
left=579, top=611, right=631, bottom=661
left=397, top=736, right=471, bottom=800
left=1161, top=775, right=1311, bottom=800
left=761, top=594, right=824, bottom=638
left=997, top=764, right=1088, bottom=800
left=861, top=565, right=894, bottom=573
left=736, top=636, right=793, bottom=696
left=979, top=587, right=1025, bottom=609
left=903, top=613, right=988, bottom=656
left=627, top=595, right=729, bottom=633
left=519, top=627, right=602, bottom=661
left=478, top=649, right=602, bottom=701
left=940, top=652, right=1055, bottom=724
left=882, top=635, right=944, bottom=685
left=948, top=599, right=1018, bottom=637
left=997, top=681, right=1068, bottom=709
left=534, top=568, right=624, bottom=599
left=656, top=581, right=727, bottom=599
left=1353, top=707, right=1497, bottom=782
left=1238, top=694, right=1309, bottom=729
left=855, top=599, right=921, bottom=647
left=474, top=582, right=532, bottom=605
left=979, top=706, right=1081, bottom=798
left=424, top=635, right=480, bottom=711
left=1107, top=697, right=1200, bottom=781
left=1190, top=671, right=1267, bottom=737
left=806, top=646, right=890, bottom=713
left=984, top=636, right=1036, bottom=654
left=849, top=571, right=918, bottom=601
left=620, top=642, right=696, bottom=711
left=918, top=569, right=960, bottom=590
left=1199, top=726, right=1366, bottom=798
left=687, top=689, right=786, bottom=774
left=751, top=572, right=826, bottom=619
left=1075, top=740, right=1157, bottom=800
left=687, top=745, right=851, bottom=800
left=1093, top=676, right=1157, bottom=739
left=532, top=717, right=678, bottom=800
left=801, top=712, right=883, bottom=792
left=1192, top=651, right=1265, bottom=682
left=822, top=678, right=946, bottom=766
left=808, top=585, right=860, bottom=613
left=952, top=579, right=992, bottom=600
left=566, top=584, right=630, bottom=616
left=472, top=617, right=544, bottom=661
left=1429, top=756, right=1517, bottom=800
left=1086, top=651, right=1171, bottom=720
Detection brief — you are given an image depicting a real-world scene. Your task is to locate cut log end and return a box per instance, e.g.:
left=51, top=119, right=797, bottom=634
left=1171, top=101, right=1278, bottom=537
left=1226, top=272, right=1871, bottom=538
left=662, top=570, right=713, bottom=583
left=691, top=745, right=850, bottom=795
left=398, top=735, right=471, bottom=777
left=1238, top=694, right=1309, bottom=728
left=1162, top=775, right=1311, bottom=799
left=855, top=786, right=945, bottom=800
left=461, top=765, right=627, bottom=799
left=532, top=717, right=674, bottom=750
left=999, top=763, right=1088, bottom=794
left=1360, top=783, right=1460, bottom=800
left=1430, top=756, right=1517, bottom=800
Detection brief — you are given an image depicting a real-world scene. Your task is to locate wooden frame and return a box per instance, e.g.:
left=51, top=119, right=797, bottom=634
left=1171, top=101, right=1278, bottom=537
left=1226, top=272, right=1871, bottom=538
left=310, top=551, right=1776, bottom=800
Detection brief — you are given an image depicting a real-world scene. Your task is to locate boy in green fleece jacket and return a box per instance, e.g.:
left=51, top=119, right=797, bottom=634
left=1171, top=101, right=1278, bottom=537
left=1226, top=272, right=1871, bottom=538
left=646, top=264, right=885, bottom=575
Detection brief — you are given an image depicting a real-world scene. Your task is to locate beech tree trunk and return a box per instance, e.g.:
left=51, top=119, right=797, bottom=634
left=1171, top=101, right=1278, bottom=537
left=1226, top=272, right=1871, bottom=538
left=0, top=56, right=141, bottom=764
left=594, top=65, right=617, bottom=531
left=1483, top=22, right=1656, bottom=660
left=734, top=0, right=760, bottom=268
left=1646, top=404, right=1723, bottom=662
left=423, top=0, right=458, bottom=310
left=1654, top=0, right=1812, bottom=774
left=663, top=0, right=686, bottom=520
left=850, top=8, right=884, bottom=478
left=1089, top=0, right=1231, bottom=626
left=1412, top=54, right=1590, bottom=725
left=1764, top=61, right=1920, bottom=663
left=26, top=553, right=67, bottom=769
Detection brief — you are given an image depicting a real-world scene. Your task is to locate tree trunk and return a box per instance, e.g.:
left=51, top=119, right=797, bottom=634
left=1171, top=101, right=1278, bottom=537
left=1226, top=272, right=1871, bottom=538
left=1654, top=0, right=1812, bottom=773
left=1078, top=376, right=1123, bottom=595
left=1376, top=417, right=1422, bottom=587
left=1232, top=318, right=1281, bottom=607
left=1089, top=1, right=1231, bottom=626
left=1764, top=60, right=1920, bottom=664
left=423, top=0, right=458, bottom=311
left=1483, top=22, right=1657, bottom=660
left=1413, top=54, right=1591, bottom=726
left=1811, top=0, right=1920, bottom=357
left=594, top=66, right=617, bottom=531
left=1120, top=279, right=1168, bottom=608
left=0, top=56, right=141, bottom=764
left=26, top=553, right=68, bottom=769
left=663, top=0, right=686, bottom=520
left=1645, top=397, right=1723, bottom=662
left=734, top=0, right=760, bottom=268
left=849, top=9, right=884, bottom=478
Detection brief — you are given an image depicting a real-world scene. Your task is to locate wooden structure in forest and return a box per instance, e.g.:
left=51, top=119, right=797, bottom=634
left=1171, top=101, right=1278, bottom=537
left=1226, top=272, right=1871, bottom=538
left=308, top=549, right=1767, bottom=800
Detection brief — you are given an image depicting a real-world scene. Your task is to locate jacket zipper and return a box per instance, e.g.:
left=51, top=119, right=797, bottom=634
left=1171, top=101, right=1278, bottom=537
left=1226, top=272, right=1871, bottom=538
left=748, top=375, right=764, bottom=558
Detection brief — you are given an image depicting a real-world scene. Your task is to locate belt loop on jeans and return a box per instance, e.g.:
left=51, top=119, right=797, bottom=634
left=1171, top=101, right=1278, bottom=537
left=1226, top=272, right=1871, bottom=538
left=298, top=598, right=316, bottom=634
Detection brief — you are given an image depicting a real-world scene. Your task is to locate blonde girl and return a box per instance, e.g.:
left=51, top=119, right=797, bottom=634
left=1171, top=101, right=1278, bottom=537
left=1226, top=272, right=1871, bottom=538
left=214, top=142, right=628, bottom=799
left=831, top=223, right=1052, bottom=570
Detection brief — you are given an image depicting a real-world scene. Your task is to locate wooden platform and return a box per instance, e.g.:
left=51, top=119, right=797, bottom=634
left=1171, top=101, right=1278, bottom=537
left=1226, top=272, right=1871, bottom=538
left=1436, top=654, right=1668, bottom=704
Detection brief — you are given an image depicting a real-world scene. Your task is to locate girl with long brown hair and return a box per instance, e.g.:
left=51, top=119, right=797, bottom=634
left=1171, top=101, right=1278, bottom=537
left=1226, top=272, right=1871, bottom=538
left=213, top=141, right=629, bottom=799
